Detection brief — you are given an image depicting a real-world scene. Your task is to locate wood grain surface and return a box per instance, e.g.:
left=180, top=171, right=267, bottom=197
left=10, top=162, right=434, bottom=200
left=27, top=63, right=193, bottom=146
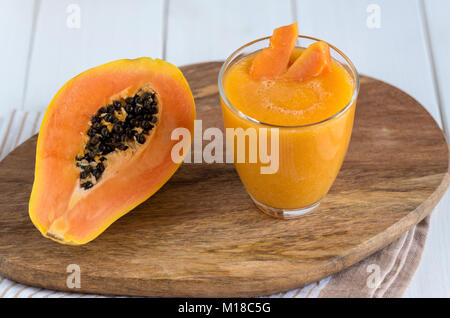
left=0, top=62, right=448, bottom=297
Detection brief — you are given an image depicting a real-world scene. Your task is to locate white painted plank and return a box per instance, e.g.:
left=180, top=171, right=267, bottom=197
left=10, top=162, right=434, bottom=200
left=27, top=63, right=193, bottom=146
left=0, top=109, right=42, bottom=162
left=16, top=111, right=43, bottom=146
left=0, top=0, right=35, bottom=114
left=0, top=110, right=25, bottom=159
left=295, top=0, right=441, bottom=125
left=166, top=0, right=295, bottom=66
left=405, top=0, right=450, bottom=298
left=0, top=115, right=5, bottom=154
left=23, top=0, right=165, bottom=112
left=0, top=111, right=15, bottom=159
left=421, top=0, right=450, bottom=135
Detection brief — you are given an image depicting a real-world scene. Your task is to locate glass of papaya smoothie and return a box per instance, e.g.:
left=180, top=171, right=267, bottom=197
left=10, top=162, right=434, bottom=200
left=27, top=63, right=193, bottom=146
left=218, top=22, right=359, bottom=219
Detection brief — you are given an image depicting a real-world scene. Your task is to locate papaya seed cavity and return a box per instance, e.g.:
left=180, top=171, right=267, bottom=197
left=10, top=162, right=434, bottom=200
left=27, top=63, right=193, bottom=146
left=75, top=88, right=159, bottom=190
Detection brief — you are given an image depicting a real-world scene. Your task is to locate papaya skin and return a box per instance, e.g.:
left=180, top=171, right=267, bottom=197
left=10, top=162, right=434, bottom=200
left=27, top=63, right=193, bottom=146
left=29, top=58, right=196, bottom=245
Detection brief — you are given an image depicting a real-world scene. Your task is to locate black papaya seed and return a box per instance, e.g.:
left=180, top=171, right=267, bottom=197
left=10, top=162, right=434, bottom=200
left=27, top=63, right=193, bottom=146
left=141, top=120, right=151, bottom=129
left=86, top=144, right=95, bottom=152
left=87, top=128, right=97, bottom=137
left=105, top=114, right=114, bottom=122
left=98, top=143, right=105, bottom=152
left=98, top=106, right=107, bottom=114
left=136, top=134, right=146, bottom=144
left=90, top=135, right=100, bottom=144
left=103, top=146, right=113, bottom=155
left=117, top=144, right=128, bottom=151
left=92, top=169, right=101, bottom=179
left=113, top=101, right=121, bottom=109
left=82, top=181, right=93, bottom=190
left=83, top=154, right=93, bottom=162
left=129, top=119, right=138, bottom=127
left=97, top=162, right=105, bottom=172
left=125, top=104, right=134, bottom=114
left=113, top=124, right=123, bottom=134
left=80, top=171, right=89, bottom=179
left=81, top=165, right=92, bottom=172
left=135, top=106, right=143, bottom=114
left=101, top=127, right=109, bottom=137
left=126, top=130, right=134, bottom=139
left=134, top=95, right=143, bottom=104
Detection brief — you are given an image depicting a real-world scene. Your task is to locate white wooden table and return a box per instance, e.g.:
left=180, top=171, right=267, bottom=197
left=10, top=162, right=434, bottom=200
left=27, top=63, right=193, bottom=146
left=1, top=0, right=449, bottom=297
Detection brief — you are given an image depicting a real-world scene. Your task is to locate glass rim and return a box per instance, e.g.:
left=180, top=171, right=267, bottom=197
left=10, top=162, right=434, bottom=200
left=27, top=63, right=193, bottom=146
left=218, top=35, right=360, bottom=129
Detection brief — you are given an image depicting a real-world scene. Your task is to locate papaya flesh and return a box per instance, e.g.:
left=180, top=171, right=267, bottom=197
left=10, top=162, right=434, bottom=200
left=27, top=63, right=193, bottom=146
left=249, top=22, right=299, bottom=80
left=29, top=58, right=195, bottom=245
left=284, top=41, right=332, bottom=81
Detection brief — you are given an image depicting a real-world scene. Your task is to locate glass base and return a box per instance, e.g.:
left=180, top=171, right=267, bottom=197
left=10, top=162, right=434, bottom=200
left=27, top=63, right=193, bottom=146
left=250, top=195, right=321, bottom=219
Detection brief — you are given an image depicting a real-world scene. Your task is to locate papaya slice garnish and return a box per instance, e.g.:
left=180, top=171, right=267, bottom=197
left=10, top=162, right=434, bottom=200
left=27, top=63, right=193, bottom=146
left=250, top=22, right=299, bottom=80
left=284, top=41, right=332, bottom=81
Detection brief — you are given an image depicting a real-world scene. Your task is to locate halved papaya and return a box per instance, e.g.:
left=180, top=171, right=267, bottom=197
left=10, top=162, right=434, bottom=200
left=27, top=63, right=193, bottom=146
left=284, top=41, right=332, bottom=81
left=249, top=22, right=299, bottom=80
left=29, top=58, right=195, bottom=245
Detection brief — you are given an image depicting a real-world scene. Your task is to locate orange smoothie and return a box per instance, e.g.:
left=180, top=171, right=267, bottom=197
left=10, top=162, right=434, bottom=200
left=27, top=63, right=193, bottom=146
left=220, top=46, right=357, bottom=211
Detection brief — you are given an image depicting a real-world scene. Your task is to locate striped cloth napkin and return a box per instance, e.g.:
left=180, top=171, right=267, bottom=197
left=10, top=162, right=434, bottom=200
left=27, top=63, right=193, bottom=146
left=0, top=110, right=429, bottom=298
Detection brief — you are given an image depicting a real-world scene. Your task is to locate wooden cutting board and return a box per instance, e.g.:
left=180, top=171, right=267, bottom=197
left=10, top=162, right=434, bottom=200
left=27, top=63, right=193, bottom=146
left=0, top=62, right=448, bottom=297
